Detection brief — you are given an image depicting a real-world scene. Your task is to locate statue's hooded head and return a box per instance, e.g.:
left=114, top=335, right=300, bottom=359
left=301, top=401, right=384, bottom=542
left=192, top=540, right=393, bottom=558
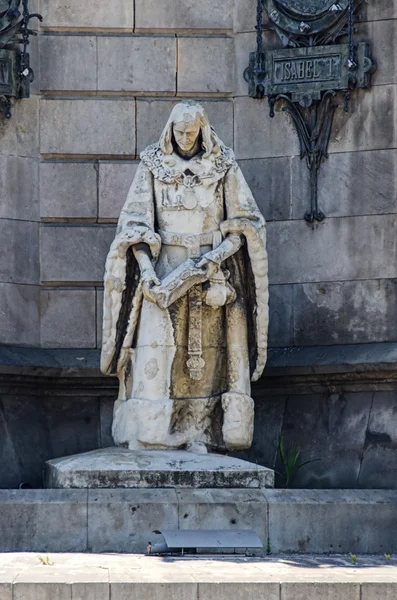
left=159, top=101, right=220, bottom=159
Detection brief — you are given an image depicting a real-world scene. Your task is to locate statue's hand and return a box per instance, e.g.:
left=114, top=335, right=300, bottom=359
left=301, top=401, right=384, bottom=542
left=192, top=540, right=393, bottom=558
left=142, top=270, right=161, bottom=304
left=196, top=256, right=219, bottom=280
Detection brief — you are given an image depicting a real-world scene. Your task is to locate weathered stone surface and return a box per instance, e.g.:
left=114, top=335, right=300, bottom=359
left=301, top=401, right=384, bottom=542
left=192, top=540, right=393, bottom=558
left=356, top=20, right=397, bottom=87
left=136, top=99, right=234, bottom=153
left=268, top=284, right=294, bottom=347
left=0, top=219, right=39, bottom=285
left=234, top=31, right=280, bottom=97
left=267, top=215, right=397, bottom=285
left=362, top=584, right=397, bottom=600
left=265, top=489, right=397, bottom=554
left=358, top=392, right=397, bottom=489
left=0, top=584, right=11, bottom=600
left=0, top=283, right=39, bottom=346
left=40, top=289, right=96, bottom=348
left=14, top=583, right=71, bottom=600
left=98, top=36, right=176, bottom=92
left=234, top=0, right=259, bottom=33
left=96, top=288, right=104, bottom=347
left=0, top=394, right=102, bottom=489
left=98, top=162, right=138, bottom=221
left=361, top=0, right=397, bottom=22
left=40, top=35, right=97, bottom=91
left=72, top=583, right=109, bottom=600
left=111, top=583, right=197, bottom=600
left=41, top=0, right=134, bottom=28
left=99, top=398, right=114, bottom=448
left=281, top=583, right=360, bottom=600
left=234, top=96, right=299, bottom=160
left=0, top=156, right=39, bottom=221
left=45, top=447, right=274, bottom=489
left=0, top=490, right=88, bottom=552
left=199, top=584, right=279, bottom=600
left=176, top=488, right=268, bottom=544
left=135, top=0, right=233, bottom=30
left=40, top=100, right=136, bottom=155
left=239, top=158, right=291, bottom=221
left=329, top=86, right=397, bottom=154
left=292, top=149, right=397, bottom=219
left=40, top=225, right=115, bottom=283
left=278, top=393, right=373, bottom=489
left=40, top=163, right=98, bottom=219
left=0, top=95, right=39, bottom=158
left=293, top=280, right=397, bottom=346
left=87, top=489, right=178, bottom=553
left=177, top=37, right=234, bottom=93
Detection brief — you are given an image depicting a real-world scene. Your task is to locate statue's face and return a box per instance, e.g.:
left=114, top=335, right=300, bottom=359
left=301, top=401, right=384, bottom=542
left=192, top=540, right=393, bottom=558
left=173, top=119, right=200, bottom=153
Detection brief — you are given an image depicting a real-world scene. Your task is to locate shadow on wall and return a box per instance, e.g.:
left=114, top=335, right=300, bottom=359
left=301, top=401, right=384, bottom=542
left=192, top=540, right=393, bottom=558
left=1, top=387, right=397, bottom=489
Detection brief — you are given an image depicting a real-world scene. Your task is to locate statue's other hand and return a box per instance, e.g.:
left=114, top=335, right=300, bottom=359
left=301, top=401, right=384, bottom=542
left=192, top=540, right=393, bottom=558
left=196, top=256, right=219, bottom=280
left=142, top=271, right=161, bottom=303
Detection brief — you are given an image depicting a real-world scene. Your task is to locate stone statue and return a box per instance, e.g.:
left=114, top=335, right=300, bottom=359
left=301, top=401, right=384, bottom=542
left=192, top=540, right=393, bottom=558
left=101, top=101, right=268, bottom=454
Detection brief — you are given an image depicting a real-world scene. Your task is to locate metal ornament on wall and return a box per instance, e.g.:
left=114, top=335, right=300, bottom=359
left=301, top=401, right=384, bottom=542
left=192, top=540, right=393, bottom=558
left=0, top=0, right=42, bottom=119
left=244, top=0, right=376, bottom=223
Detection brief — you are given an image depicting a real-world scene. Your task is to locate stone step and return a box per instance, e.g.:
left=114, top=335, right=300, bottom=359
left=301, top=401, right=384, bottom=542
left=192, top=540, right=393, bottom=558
left=0, top=489, right=396, bottom=554
left=0, top=553, right=396, bottom=600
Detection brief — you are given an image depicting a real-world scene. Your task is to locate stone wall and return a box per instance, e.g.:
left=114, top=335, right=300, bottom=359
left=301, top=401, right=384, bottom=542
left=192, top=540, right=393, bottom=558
left=0, top=0, right=395, bottom=350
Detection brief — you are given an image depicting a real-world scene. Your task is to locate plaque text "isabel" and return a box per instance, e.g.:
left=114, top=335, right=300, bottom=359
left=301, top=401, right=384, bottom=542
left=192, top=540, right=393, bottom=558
left=273, top=55, right=341, bottom=85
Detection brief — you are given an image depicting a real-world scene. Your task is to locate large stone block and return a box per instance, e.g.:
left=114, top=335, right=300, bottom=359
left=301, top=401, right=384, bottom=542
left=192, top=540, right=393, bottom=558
left=0, top=584, right=11, bottom=600
left=281, top=583, right=360, bottom=600
left=110, top=583, right=197, bottom=600
left=177, top=37, right=234, bottom=94
left=0, top=394, right=102, bottom=488
left=199, top=584, right=280, bottom=600
left=0, top=95, right=39, bottom=158
left=40, top=99, right=136, bottom=156
left=358, top=392, right=397, bottom=489
left=99, top=162, right=138, bottom=221
left=0, top=156, right=39, bottom=221
left=40, top=225, right=115, bottom=284
left=266, top=489, right=397, bottom=554
left=0, top=490, right=88, bottom=552
left=234, top=0, right=259, bottom=33
left=40, top=0, right=134, bottom=29
left=329, top=85, right=397, bottom=154
left=292, top=149, right=397, bottom=220
left=278, top=393, right=373, bottom=489
left=98, top=36, right=176, bottom=93
left=40, top=163, right=98, bottom=219
left=40, top=289, right=96, bottom=348
left=176, top=488, right=268, bottom=545
left=361, top=0, right=397, bottom=22
left=356, top=20, right=397, bottom=87
left=234, top=31, right=281, bottom=97
left=136, top=99, right=233, bottom=153
left=0, top=219, right=39, bottom=285
left=135, top=0, right=233, bottom=31
left=293, top=280, right=397, bottom=346
left=87, top=489, right=178, bottom=553
left=362, top=584, right=397, bottom=600
left=267, top=215, right=397, bottom=285
left=238, top=157, right=292, bottom=221
left=13, top=583, right=72, bottom=600
left=40, top=35, right=97, bottom=91
left=234, top=96, right=299, bottom=160
left=0, top=283, right=39, bottom=346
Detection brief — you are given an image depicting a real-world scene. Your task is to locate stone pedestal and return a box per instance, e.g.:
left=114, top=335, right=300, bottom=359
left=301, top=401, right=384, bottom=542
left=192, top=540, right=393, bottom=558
left=45, top=447, right=274, bottom=489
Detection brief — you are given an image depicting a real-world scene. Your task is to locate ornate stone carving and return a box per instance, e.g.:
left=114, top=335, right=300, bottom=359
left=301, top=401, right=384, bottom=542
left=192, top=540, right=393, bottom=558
left=101, top=102, right=269, bottom=453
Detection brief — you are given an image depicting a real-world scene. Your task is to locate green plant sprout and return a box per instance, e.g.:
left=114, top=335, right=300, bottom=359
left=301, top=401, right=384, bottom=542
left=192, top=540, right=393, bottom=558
left=350, top=553, right=357, bottom=565
left=38, top=555, right=53, bottom=566
left=277, top=432, right=320, bottom=488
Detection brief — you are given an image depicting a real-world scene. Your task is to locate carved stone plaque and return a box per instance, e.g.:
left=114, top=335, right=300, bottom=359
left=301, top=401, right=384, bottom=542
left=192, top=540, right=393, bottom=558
left=265, top=0, right=350, bottom=35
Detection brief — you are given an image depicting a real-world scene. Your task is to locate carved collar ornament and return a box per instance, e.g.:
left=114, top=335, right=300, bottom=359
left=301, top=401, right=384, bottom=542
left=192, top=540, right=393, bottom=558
left=244, top=0, right=376, bottom=223
left=140, top=142, right=236, bottom=188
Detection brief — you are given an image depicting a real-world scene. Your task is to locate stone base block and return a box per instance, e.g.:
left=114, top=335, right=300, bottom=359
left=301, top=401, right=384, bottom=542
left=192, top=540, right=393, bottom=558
left=45, top=447, right=275, bottom=489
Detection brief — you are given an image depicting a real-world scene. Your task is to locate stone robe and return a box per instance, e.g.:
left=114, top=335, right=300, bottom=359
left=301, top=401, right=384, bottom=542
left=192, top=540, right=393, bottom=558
left=101, top=140, right=268, bottom=451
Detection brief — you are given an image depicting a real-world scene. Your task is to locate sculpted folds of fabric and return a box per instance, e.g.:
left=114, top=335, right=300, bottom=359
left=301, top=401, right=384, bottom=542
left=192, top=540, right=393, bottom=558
left=101, top=102, right=269, bottom=453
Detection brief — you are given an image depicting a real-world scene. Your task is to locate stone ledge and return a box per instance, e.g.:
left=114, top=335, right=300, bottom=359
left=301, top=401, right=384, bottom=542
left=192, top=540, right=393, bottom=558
left=0, top=489, right=396, bottom=554
left=2, top=343, right=397, bottom=378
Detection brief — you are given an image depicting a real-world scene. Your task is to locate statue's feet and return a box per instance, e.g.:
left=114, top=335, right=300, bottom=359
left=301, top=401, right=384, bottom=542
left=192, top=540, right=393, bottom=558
left=221, top=392, right=254, bottom=451
left=186, top=441, right=208, bottom=454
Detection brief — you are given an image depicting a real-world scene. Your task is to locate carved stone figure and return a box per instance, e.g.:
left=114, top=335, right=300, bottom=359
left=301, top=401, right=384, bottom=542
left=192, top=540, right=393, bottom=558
left=101, top=102, right=268, bottom=453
